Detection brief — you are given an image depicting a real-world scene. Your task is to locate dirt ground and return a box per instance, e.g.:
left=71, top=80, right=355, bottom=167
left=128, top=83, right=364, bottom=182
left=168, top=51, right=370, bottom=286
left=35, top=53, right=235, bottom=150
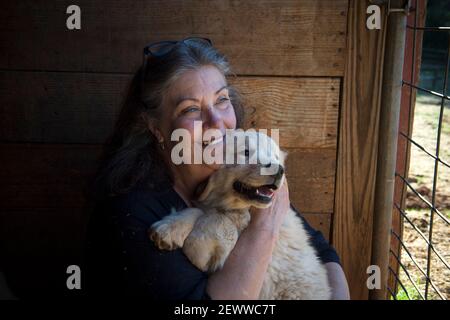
left=397, top=94, right=450, bottom=300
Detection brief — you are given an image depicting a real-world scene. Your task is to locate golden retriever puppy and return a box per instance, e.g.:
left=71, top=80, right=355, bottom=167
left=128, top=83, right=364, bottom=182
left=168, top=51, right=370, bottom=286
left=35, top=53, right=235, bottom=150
left=149, top=131, right=331, bottom=299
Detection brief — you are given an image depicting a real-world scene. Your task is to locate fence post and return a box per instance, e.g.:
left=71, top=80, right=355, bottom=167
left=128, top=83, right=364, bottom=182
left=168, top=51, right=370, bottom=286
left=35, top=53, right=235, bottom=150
left=370, top=0, right=408, bottom=300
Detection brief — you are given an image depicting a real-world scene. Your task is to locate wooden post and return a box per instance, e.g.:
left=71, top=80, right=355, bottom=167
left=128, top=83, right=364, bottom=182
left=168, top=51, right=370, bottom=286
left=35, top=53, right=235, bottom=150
left=333, top=0, right=387, bottom=300
left=370, top=0, right=408, bottom=300
left=388, top=0, right=427, bottom=298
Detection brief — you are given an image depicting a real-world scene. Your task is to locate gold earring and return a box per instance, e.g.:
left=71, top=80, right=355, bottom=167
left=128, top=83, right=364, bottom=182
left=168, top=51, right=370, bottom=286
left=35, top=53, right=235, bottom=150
left=159, top=139, right=165, bottom=150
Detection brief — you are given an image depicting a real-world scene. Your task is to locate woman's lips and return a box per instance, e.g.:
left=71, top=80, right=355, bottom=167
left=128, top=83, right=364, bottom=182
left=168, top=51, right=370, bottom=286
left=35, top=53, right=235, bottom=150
left=201, top=135, right=224, bottom=148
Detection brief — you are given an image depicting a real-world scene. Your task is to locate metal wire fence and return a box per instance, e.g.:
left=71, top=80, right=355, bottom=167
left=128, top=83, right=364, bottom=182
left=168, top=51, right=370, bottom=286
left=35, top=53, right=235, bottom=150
left=389, top=0, right=449, bottom=300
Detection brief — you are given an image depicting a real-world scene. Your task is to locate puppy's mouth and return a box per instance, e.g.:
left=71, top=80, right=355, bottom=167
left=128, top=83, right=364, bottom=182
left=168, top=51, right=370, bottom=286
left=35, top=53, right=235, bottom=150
left=232, top=180, right=277, bottom=203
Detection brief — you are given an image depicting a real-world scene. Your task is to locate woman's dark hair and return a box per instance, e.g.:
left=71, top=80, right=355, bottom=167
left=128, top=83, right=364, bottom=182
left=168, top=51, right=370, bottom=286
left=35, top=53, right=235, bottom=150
left=89, top=39, right=244, bottom=200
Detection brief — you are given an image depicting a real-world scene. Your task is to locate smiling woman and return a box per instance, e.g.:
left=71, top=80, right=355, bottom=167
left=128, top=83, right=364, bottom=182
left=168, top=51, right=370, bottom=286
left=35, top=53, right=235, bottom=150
left=153, top=65, right=238, bottom=193
left=84, top=37, right=348, bottom=299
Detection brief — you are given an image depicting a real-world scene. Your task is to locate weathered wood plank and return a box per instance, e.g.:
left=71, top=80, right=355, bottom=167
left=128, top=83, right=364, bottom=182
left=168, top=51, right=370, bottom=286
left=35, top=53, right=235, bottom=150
left=0, top=0, right=347, bottom=76
left=0, top=210, right=330, bottom=261
left=0, top=208, right=87, bottom=297
left=332, top=0, right=387, bottom=300
left=236, top=77, right=340, bottom=149
left=301, top=213, right=332, bottom=242
left=0, top=143, right=103, bottom=209
left=286, top=148, right=336, bottom=213
left=0, top=71, right=340, bottom=148
left=0, top=144, right=335, bottom=214
left=0, top=208, right=331, bottom=297
left=0, top=71, right=129, bottom=144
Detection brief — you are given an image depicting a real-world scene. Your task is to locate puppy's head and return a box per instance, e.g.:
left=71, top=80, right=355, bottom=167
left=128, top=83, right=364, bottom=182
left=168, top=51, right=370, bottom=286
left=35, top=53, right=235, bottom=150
left=195, top=131, right=287, bottom=210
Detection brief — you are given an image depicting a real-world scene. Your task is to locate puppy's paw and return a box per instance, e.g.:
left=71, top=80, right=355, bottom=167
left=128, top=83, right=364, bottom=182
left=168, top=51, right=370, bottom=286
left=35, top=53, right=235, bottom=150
left=149, top=220, right=185, bottom=251
left=183, top=239, right=228, bottom=273
left=207, top=252, right=227, bottom=273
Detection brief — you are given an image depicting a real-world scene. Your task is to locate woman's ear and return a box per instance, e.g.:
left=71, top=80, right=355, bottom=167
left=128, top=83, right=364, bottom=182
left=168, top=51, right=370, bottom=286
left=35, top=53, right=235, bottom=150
left=145, top=116, right=164, bottom=142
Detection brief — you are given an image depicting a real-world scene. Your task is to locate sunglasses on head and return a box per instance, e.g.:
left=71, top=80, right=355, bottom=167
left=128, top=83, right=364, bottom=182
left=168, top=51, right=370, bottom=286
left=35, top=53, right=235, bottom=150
left=141, top=37, right=213, bottom=82
left=143, top=37, right=212, bottom=58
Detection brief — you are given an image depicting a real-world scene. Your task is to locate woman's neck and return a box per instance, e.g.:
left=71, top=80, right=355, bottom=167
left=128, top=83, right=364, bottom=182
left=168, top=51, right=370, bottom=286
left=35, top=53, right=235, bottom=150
left=167, top=162, right=214, bottom=208
left=172, top=182, right=194, bottom=207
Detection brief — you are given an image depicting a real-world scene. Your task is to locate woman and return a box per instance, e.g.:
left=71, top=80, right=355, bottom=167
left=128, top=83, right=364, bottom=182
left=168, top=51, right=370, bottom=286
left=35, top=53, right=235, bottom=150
left=85, top=37, right=350, bottom=300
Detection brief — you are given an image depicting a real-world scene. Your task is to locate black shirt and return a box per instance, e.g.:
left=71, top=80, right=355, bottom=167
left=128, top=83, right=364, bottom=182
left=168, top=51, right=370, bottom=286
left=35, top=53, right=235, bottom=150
left=85, top=182, right=340, bottom=299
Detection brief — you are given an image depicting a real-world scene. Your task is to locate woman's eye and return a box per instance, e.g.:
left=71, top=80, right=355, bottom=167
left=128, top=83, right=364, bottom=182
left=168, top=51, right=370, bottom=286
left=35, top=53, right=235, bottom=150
left=219, top=95, right=230, bottom=102
left=182, top=106, right=200, bottom=114
left=216, top=96, right=230, bottom=108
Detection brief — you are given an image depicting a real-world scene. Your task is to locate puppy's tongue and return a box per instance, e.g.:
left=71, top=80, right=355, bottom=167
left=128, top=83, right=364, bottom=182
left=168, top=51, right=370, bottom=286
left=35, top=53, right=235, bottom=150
left=256, top=186, right=274, bottom=197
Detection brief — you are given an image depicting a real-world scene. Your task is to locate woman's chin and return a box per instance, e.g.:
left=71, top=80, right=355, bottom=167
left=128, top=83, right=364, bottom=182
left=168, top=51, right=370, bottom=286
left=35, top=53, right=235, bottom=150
left=204, top=162, right=222, bottom=171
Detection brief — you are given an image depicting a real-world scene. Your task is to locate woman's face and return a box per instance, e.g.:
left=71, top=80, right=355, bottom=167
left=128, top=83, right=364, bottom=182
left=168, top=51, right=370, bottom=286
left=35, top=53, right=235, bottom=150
left=157, top=65, right=237, bottom=184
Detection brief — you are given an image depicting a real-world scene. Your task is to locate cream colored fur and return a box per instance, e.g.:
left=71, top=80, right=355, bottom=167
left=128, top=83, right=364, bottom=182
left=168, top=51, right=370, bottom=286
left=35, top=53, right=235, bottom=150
left=149, top=131, right=331, bottom=299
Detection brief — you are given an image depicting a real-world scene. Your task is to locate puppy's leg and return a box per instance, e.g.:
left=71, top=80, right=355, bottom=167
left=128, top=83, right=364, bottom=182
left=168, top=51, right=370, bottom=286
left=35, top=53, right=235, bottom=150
left=149, top=208, right=204, bottom=250
left=183, top=213, right=239, bottom=273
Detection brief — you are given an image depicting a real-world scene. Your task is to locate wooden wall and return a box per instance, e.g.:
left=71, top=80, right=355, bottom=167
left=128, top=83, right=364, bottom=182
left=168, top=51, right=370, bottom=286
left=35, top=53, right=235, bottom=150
left=0, top=0, right=387, bottom=299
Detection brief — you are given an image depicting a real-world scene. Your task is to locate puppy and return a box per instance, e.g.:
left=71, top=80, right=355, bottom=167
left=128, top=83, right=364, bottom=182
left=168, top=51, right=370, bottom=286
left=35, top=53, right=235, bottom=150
left=149, top=131, right=331, bottom=299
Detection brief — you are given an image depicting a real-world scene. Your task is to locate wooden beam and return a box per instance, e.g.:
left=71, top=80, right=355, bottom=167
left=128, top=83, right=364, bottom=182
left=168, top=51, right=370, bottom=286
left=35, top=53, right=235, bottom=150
left=370, top=0, right=407, bottom=300
left=0, top=208, right=331, bottom=297
left=236, top=77, right=340, bottom=149
left=0, top=0, right=347, bottom=76
left=0, top=72, right=340, bottom=147
left=0, top=208, right=88, bottom=297
left=333, top=0, right=387, bottom=300
left=302, top=213, right=333, bottom=242
left=0, top=143, right=102, bottom=209
left=286, top=148, right=336, bottom=213
left=0, top=144, right=336, bottom=214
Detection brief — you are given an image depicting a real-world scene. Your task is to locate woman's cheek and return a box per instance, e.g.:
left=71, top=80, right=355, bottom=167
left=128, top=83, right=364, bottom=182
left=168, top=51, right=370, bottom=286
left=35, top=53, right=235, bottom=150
left=224, top=104, right=237, bottom=128
left=171, top=118, right=195, bottom=137
left=169, top=119, right=200, bottom=152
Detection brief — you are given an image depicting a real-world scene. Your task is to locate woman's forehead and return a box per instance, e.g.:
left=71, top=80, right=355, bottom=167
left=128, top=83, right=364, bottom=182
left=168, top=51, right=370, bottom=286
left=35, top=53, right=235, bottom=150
left=168, top=66, right=227, bottom=99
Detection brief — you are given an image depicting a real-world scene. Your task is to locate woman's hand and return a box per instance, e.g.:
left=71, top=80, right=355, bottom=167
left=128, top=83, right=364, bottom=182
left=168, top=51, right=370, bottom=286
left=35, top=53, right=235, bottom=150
left=249, top=178, right=290, bottom=237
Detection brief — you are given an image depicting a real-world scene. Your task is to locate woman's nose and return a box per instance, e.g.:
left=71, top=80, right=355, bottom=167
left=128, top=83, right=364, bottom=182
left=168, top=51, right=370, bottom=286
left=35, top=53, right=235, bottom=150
left=202, top=105, right=224, bottom=131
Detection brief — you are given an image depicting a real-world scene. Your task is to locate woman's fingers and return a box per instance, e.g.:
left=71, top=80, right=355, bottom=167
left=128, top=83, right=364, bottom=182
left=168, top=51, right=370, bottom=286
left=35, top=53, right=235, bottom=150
left=276, top=179, right=290, bottom=215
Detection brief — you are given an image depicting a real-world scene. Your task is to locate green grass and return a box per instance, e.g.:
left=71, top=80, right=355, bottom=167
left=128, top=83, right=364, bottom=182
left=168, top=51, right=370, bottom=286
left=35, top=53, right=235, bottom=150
left=415, top=92, right=450, bottom=137
left=414, top=174, right=426, bottom=185
left=393, top=280, right=423, bottom=300
left=398, top=92, right=450, bottom=300
left=410, top=94, right=450, bottom=185
left=444, top=209, right=450, bottom=219
left=442, top=120, right=450, bottom=136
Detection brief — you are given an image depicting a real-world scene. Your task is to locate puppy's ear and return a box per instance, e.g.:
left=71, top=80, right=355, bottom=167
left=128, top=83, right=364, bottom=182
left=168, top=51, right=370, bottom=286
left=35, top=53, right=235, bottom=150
left=280, top=149, right=288, bottom=163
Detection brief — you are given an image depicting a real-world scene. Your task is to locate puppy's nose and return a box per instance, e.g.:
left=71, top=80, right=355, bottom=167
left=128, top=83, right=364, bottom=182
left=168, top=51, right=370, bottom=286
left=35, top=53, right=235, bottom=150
left=277, top=165, right=284, bottom=178
left=272, top=165, right=285, bottom=187
left=263, top=163, right=284, bottom=175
